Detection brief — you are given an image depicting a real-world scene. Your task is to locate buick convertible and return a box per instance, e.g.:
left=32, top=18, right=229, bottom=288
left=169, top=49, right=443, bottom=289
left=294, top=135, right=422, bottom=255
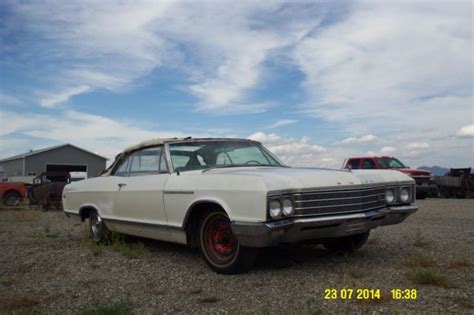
left=63, top=138, right=418, bottom=274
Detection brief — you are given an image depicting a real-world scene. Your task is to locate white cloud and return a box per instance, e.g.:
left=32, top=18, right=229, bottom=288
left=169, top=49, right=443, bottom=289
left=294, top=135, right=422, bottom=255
left=407, top=142, right=430, bottom=150
left=8, top=2, right=318, bottom=110
left=39, top=85, right=91, bottom=108
left=267, top=119, right=298, bottom=129
left=0, top=109, right=189, bottom=159
left=457, top=124, right=474, bottom=138
left=293, top=1, right=472, bottom=148
left=340, top=134, right=377, bottom=144
left=248, top=132, right=325, bottom=167
left=367, top=146, right=396, bottom=157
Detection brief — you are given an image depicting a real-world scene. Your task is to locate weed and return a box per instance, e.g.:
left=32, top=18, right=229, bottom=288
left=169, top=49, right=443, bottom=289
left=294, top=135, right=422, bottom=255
left=348, top=267, right=365, bottom=279
left=404, top=254, right=436, bottom=268
left=447, top=258, right=472, bottom=269
left=77, top=301, right=132, bottom=315
left=407, top=269, right=449, bottom=287
left=456, top=297, right=474, bottom=309
left=83, top=238, right=103, bottom=256
left=0, top=295, right=39, bottom=312
left=413, top=230, right=430, bottom=248
left=35, top=224, right=59, bottom=239
left=367, top=235, right=378, bottom=245
left=108, top=233, right=146, bottom=258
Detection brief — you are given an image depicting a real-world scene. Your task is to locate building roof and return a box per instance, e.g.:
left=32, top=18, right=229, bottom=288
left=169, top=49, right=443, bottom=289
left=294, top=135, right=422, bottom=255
left=0, top=143, right=108, bottom=163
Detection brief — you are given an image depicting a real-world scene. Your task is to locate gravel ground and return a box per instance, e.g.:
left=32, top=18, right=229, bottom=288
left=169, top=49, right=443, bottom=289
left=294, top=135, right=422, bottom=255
left=1, top=199, right=473, bottom=314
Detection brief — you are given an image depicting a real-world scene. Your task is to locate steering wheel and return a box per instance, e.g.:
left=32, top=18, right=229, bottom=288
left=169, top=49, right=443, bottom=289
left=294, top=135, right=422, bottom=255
left=245, top=160, right=262, bottom=165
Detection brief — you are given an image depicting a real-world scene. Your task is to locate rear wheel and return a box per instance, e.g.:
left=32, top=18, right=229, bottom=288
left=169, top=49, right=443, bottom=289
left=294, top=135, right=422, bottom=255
left=323, top=231, right=370, bottom=253
left=199, top=210, right=257, bottom=274
left=3, top=191, right=21, bottom=207
left=89, top=210, right=109, bottom=243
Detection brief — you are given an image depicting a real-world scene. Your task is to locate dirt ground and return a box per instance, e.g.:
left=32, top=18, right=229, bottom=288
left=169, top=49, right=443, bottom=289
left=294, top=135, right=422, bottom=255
left=0, top=199, right=473, bottom=314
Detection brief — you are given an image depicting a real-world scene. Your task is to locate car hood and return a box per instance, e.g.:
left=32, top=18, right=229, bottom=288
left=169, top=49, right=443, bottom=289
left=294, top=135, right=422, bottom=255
left=202, top=167, right=413, bottom=192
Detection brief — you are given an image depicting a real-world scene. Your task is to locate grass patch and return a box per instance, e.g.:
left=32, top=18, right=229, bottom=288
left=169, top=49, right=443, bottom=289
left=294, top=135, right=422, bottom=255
left=447, top=258, right=472, bottom=269
left=78, top=301, right=132, bottom=315
left=413, top=230, right=430, bottom=248
left=110, top=233, right=146, bottom=259
left=404, top=254, right=436, bottom=268
left=36, top=224, right=60, bottom=239
left=348, top=267, right=365, bottom=279
left=456, top=297, right=474, bottom=309
left=0, top=295, right=40, bottom=312
left=407, top=269, right=450, bottom=287
left=367, top=235, right=378, bottom=245
left=82, top=232, right=146, bottom=259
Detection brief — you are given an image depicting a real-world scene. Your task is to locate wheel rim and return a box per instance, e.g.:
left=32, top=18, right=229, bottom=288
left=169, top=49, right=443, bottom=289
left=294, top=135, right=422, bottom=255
left=90, top=213, right=102, bottom=237
left=203, top=213, right=238, bottom=265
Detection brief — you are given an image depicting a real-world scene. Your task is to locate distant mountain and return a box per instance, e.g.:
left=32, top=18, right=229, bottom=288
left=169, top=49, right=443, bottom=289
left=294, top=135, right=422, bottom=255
left=417, top=166, right=449, bottom=176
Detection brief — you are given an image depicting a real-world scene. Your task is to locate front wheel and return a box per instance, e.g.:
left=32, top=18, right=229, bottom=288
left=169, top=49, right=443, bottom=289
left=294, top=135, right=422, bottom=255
left=3, top=191, right=21, bottom=207
left=89, top=210, right=109, bottom=243
left=322, top=231, right=370, bottom=253
left=199, top=210, right=257, bottom=274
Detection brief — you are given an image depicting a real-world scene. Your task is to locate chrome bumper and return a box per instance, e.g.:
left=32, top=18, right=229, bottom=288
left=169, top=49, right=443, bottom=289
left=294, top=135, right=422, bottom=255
left=231, top=204, right=417, bottom=247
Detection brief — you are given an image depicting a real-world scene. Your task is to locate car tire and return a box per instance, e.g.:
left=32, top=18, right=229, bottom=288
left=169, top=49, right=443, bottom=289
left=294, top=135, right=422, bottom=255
left=199, top=210, right=257, bottom=274
left=89, top=210, right=109, bottom=243
left=322, top=231, right=370, bottom=253
left=3, top=191, right=21, bottom=207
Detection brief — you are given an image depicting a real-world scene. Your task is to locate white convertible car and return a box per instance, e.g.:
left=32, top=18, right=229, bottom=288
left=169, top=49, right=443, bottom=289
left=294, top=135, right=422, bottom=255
left=63, top=138, right=417, bottom=274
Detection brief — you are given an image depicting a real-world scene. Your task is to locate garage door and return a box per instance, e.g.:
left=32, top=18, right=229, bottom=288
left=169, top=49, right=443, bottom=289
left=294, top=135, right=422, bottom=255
left=46, top=164, right=87, bottom=173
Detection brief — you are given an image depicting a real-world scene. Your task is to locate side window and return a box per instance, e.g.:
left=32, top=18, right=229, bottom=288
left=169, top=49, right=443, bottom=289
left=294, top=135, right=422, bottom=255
left=114, top=155, right=132, bottom=177
left=362, top=159, right=376, bottom=169
left=128, top=147, right=162, bottom=176
left=348, top=159, right=361, bottom=169
left=159, top=150, right=168, bottom=173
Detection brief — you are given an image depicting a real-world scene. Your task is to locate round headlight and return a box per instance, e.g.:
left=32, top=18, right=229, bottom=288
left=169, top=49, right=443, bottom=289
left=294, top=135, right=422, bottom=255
left=400, top=188, right=410, bottom=203
left=385, top=189, right=395, bottom=204
left=282, top=198, right=294, bottom=216
left=269, top=199, right=282, bottom=218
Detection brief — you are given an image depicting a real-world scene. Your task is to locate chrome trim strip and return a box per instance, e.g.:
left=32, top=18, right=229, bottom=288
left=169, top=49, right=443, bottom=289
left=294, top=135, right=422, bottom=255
left=295, top=199, right=384, bottom=210
left=164, top=190, right=194, bottom=195
left=291, top=205, right=386, bottom=217
left=102, top=217, right=182, bottom=230
left=294, top=192, right=384, bottom=203
left=267, top=183, right=402, bottom=197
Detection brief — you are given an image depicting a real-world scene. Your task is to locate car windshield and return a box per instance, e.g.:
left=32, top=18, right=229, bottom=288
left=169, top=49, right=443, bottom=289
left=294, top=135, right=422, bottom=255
left=377, top=157, right=406, bottom=169
left=168, top=141, right=283, bottom=172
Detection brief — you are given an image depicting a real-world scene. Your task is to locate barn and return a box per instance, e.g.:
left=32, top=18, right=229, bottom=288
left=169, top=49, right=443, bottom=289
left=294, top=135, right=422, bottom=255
left=0, top=144, right=107, bottom=178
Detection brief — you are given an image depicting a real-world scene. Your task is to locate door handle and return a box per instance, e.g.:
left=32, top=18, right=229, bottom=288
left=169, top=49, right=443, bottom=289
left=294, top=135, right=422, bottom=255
left=118, top=183, right=127, bottom=188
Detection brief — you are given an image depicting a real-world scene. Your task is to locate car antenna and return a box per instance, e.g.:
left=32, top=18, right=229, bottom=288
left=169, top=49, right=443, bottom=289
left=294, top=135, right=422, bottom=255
left=184, top=136, right=192, bottom=140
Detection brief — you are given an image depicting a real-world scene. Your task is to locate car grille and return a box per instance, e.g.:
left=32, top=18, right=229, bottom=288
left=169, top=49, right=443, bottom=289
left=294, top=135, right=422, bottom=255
left=292, top=186, right=386, bottom=216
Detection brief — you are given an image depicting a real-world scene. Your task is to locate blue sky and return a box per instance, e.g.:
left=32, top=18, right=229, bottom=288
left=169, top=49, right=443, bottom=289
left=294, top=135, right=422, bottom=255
left=0, top=0, right=473, bottom=168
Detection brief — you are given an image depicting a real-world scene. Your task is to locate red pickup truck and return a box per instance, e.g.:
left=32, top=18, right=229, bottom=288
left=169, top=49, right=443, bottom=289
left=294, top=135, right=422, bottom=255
left=0, top=182, right=29, bottom=206
left=342, top=156, right=435, bottom=198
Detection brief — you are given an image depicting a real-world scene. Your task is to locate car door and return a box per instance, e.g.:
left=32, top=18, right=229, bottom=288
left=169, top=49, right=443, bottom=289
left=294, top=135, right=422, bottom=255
left=112, top=146, right=170, bottom=238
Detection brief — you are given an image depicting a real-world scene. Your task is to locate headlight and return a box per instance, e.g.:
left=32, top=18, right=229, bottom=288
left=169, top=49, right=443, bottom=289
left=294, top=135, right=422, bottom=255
left=399, top=187, right=410, bottom=203
left=269, top=199, right=282, bottom=218
left=282, top=198, right=294, bottom=216
left=385, top=189, right=396, bottom=204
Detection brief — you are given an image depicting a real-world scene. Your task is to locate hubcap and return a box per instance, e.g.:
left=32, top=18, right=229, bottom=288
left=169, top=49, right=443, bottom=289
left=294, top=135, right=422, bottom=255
left=203, top=213, right=237, bottom=264
left=90, top=213, right=101, bottom=237
left=5, top=195, right=20, bottom=206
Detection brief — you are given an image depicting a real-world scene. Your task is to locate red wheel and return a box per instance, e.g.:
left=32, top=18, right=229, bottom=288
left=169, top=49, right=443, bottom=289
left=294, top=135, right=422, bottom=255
left=199, top=210, right=257, bottom=274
